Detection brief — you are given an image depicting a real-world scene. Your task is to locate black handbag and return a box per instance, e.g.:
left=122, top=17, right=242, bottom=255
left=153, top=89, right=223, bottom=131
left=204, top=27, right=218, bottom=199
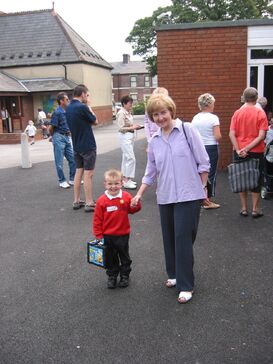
left=228, top=158, right=260, bottom=193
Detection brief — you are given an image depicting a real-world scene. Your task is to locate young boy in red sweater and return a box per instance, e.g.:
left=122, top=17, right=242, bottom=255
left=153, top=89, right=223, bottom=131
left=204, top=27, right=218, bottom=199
left=93, top=169, right=141, bottom=289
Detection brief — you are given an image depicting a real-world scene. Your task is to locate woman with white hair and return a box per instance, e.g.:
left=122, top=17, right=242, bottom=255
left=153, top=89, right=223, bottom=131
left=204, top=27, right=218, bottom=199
left=192, top=93, right=222, bottom=209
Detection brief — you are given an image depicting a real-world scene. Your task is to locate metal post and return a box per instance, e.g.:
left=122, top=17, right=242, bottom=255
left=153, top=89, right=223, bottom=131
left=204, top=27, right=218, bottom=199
left=21, top=132, right=32, bottom=168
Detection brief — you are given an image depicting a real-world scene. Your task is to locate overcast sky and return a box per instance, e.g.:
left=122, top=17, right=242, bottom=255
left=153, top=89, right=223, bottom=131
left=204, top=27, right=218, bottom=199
left=0, top=0, right=172, bottom=62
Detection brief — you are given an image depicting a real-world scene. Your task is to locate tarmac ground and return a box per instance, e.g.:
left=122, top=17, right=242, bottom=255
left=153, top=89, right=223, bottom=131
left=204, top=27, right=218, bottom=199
left=0, top=119, right=272, bottom=364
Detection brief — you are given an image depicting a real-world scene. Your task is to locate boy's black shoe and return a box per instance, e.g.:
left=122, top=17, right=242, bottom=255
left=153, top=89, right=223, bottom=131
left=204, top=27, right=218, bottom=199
left=118, top=276, right=129, bottom=288
left=107, top=276, right=117, bottom=289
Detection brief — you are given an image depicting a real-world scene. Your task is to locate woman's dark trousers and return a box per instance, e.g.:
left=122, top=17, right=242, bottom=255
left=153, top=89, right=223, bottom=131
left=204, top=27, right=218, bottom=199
left=205, top=144, right=219, bottom=197
left=159, top=200, right=201, bottom=292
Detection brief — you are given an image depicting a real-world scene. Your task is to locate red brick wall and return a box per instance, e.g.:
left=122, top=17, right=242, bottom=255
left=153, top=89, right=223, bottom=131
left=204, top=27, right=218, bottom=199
left=157, top=26, right=248, bottom=168
left=92, top=105, right=112, bottom=126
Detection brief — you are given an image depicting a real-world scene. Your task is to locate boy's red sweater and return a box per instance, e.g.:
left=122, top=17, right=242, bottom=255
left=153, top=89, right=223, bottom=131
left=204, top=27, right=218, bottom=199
left=93, top=191, right=141, bottom=239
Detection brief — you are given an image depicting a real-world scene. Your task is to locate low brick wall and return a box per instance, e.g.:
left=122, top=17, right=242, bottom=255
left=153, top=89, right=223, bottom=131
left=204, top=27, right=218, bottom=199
left=0, top=129, right=43, bottom=144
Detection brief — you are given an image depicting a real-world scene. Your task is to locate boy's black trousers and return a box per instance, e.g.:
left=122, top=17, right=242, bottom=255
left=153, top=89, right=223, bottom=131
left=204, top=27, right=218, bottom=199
left=104, top=234, right=132, bottom=277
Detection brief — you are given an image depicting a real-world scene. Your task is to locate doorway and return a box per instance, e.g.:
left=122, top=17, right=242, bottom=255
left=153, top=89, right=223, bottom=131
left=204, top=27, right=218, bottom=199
left=264, top=65, right=273, bottom=113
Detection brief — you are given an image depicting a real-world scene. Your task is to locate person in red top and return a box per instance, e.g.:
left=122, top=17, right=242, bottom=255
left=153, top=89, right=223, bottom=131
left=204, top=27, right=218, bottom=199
left=93, top=169, right=141, bottom=289
left=229, top=87, right=268, bottom=218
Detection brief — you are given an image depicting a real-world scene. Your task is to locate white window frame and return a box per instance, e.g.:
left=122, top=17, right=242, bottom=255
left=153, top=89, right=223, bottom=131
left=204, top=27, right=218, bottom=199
left=130, top=76, right=137, bottom=88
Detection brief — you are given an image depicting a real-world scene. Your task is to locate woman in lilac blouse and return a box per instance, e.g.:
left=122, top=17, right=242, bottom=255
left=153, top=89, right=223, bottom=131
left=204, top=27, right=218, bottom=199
left=131, top=94, right=210, bottom=304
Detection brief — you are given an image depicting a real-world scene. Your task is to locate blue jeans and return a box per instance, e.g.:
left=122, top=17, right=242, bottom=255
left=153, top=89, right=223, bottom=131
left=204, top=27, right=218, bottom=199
left=205, top=145, right=219, bottom=197
left=52, top=132, right=76, bottom=183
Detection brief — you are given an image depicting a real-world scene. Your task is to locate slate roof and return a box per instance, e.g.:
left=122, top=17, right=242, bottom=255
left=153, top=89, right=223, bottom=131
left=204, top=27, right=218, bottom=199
left=0, top=72, right=28, bottom=93
left=0, top=72, right=77, bottom=93
left=111, top=61, right=148, bottom=75
left=20, top=77, right=78, bottom=92
left=0, top=9, right=112, bottom=70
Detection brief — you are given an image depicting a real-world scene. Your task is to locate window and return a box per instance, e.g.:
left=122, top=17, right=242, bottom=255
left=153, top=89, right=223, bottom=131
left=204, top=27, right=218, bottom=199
left=251, top=49, right=273, bottom=59
left=130, top=76, right=137, bottom=88
left=250, top=66, right=258, bottom=89
left=10, top=97, right=19, bottom=115
left=144, top=76, right=150, bottom=87
left=152, top=75, right=158, bottom=88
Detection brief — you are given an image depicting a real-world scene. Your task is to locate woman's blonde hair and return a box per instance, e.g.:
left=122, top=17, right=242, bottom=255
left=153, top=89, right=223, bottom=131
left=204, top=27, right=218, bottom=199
left=198, top=93, right=215, bottom=111
left=146, top=94, right=176, bottom=121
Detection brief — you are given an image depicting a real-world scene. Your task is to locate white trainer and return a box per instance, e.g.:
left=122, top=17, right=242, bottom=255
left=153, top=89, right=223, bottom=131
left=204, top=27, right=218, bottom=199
left=123, top=180, right=137, bottom=189
left=59, top=181, right=70, bottom=189
left=69, top=180, right=74, bottom=186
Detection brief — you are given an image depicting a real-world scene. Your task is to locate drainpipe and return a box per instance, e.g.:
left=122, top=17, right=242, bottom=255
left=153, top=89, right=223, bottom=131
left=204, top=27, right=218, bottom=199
left=62, top=64, right=67, bottom=80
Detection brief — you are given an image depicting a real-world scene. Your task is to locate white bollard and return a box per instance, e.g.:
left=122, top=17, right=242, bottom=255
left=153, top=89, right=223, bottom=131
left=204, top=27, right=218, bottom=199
left=21, top=132, right=32, bottom=168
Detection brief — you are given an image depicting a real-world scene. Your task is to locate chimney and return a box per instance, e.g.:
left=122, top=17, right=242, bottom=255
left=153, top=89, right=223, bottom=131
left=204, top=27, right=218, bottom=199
left=123, top=54, right=130, bottom=64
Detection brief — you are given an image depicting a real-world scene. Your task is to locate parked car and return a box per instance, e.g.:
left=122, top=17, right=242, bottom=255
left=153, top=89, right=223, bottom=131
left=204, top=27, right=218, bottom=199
left=115, top=102, right=122, bottom=113
left=112, top=102, right=116, bottom=119
left=112, top=102, right=122, bottom=120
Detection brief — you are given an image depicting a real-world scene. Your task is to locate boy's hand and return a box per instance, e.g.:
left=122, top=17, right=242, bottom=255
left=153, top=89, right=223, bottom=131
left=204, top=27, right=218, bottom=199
left=131, top=195, right=141, bottom=207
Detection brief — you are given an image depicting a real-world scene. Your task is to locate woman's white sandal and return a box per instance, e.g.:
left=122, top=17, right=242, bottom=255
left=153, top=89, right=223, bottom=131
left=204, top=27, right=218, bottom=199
left=178, top=291, right=193, bottom=304
left=165, top=279, right=176, bottom=288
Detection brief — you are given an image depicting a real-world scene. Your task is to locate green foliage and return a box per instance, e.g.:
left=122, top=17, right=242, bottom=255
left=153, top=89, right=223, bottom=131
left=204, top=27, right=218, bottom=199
left=133, top=101, right=146, bottom=115
left=126, top=0, right=273, bottom=75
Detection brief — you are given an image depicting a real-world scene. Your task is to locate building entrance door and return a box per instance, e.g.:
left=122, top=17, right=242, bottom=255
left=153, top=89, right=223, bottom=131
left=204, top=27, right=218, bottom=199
left=264, top=65, right=273, bottom=112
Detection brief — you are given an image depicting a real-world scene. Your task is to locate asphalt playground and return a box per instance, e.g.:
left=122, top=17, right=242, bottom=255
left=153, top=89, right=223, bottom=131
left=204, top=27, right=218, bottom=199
left=0, top=120, right=272, bottom=364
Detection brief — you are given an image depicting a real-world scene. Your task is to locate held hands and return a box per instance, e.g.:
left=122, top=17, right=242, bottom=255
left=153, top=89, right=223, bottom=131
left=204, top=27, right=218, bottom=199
left=131, top=194, right=141, bottom=207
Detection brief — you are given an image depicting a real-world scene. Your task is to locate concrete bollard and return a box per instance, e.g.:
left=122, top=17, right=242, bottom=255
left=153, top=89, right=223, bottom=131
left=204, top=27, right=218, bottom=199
left=21, top=132, right=32, bottom=168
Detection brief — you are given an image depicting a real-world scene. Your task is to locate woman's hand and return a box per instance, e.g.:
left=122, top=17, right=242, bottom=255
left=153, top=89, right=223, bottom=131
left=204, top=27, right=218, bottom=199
left=133, top=124, right=144, bottom=130
left=202, top=186, right=210, bottom=206
left=131, top=194, right=141, bottom=207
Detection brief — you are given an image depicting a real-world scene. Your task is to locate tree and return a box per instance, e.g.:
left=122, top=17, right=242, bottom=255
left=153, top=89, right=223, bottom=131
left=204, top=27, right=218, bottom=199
left=126, top=0, right=273, bottom=76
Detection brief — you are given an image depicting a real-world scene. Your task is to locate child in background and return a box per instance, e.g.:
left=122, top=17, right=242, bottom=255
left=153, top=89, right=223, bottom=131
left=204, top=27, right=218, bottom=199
left=93, top=169, right=141, bottom=289
left=24, top=120, right=37, bottom=145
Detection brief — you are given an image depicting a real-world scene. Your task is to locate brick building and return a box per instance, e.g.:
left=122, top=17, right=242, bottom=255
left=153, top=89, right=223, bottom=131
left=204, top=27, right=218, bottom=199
left=156, top=19, right=273, bottom=168
left=111, top=54, right=157, bottom=103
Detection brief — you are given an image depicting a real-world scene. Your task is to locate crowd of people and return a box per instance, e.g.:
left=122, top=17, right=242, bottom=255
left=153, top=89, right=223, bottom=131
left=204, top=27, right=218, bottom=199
left=25, top=84, right=270, bottom=304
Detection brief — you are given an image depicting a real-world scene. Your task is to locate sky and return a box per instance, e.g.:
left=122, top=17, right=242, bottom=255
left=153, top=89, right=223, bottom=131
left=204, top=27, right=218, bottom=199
left=0, top=0, right=173, bottom=62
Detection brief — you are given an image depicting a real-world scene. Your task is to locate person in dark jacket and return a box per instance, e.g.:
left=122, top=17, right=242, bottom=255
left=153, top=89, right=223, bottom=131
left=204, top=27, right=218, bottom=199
left=66, top=84, right=98, bottom=212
